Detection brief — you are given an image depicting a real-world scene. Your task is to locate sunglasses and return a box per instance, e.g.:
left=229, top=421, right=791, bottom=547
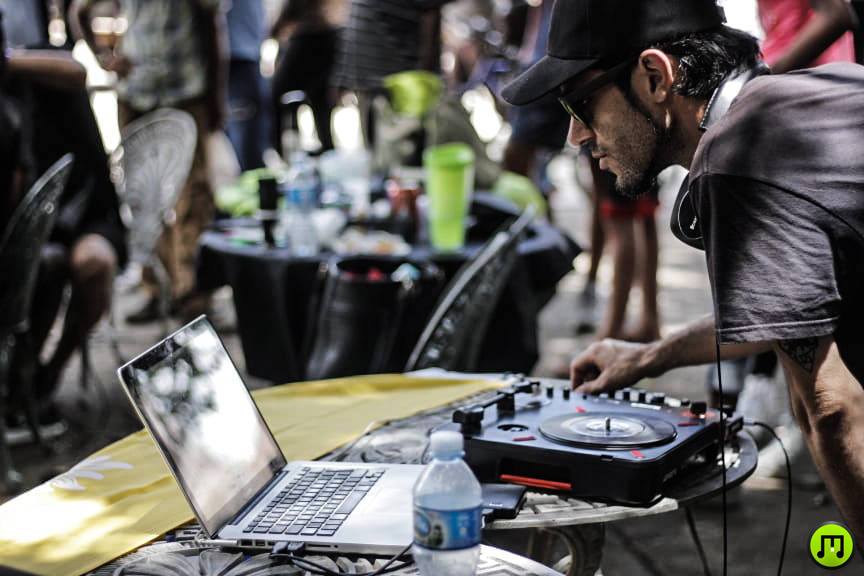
left=558, top=58, right=637, bottom=128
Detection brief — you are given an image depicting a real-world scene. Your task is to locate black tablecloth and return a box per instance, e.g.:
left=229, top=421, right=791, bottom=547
left=197, top=195, right=580, bottom=382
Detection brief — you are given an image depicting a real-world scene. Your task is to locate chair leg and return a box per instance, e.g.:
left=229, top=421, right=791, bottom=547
left=107, top=304, right=124, bottom=366
left=16, top=332, right=47, bottom=455
left=80, top=341, right=91, bottom=391
left=0, top=336, right=23, bottom=493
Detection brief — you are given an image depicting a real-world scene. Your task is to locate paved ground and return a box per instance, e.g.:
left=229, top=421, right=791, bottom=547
left=2, top=155, right=861, bottom=575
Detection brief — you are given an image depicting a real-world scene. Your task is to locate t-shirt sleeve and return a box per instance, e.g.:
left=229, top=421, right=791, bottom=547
left=694, top=173, right=842, bottom=343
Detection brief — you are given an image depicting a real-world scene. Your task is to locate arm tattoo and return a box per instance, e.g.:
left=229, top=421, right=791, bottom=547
left=778, top=337, right=818, bottom=373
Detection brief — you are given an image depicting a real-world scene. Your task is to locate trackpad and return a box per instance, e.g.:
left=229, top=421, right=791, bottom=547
left=362, top=488, right=413, bottom=517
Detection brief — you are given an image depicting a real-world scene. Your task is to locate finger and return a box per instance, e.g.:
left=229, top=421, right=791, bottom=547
left=575, top=373, right=607, bottom=395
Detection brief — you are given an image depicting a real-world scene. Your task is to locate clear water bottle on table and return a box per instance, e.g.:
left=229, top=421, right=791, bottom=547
left=282, top=154, right=320, bottom=256
left=413, top=430, right=482, bottom=575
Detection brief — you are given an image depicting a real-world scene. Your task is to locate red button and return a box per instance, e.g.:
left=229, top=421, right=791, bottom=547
left=630, top=450, right=645, bottom=459
left=514, top=435, right=536, bottom=442
left=575, top=406, right=587, bottom=413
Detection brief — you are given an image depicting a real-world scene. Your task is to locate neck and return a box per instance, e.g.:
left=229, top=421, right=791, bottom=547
left=671, top=96, right=709, bottom=168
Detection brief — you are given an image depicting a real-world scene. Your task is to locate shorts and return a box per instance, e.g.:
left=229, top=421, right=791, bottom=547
left=600, top=181, right=660, bottom=219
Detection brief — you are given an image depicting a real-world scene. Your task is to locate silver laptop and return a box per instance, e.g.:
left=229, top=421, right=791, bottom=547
left=117, top=316, right=423, bottom=554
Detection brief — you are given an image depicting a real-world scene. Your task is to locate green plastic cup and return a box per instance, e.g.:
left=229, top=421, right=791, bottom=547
left=423, top=143, right=475, bottom=251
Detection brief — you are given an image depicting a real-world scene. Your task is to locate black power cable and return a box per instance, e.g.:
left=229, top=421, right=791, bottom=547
left=745, top=420, right=792, bottom=576
left=685, top=507, right=713, bottom=576
left=271, top=542, right=414, bottom=576
left=713, top=336, right=728, bottom=576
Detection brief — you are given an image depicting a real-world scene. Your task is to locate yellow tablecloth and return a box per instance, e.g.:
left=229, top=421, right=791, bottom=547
left=0, top=374, right=502, bottom=576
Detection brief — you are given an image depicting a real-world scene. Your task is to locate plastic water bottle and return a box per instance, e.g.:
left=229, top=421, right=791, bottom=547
left=283, top=155, right=320, bottom=256
left=413, top=431, right=482, bottom=575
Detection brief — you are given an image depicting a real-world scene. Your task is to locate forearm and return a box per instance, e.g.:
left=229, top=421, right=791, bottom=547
left=779, top=338, right=864, bottom=542
left=7, top=50, right=87, bottom=90
left=645, top=315, right=771, bottom=374
left=70, top=0, right=99, bottom=53
left=770, top=0, right=857, bottom=73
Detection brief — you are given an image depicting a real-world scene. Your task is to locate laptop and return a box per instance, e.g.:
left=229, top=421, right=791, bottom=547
left=117, top=316, right=424, bottom=554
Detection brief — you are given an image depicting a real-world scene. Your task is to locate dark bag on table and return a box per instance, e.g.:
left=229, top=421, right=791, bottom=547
left=305, top=257, right=444, bottom=380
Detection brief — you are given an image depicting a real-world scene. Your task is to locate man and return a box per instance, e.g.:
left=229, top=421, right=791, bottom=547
left=225, top=0, right=266, bottom=171
left=501, top=0, right=864, bottom=542
left=1, top=1, right=126, bottom=412
left=73, top=0, right=227, bottom=322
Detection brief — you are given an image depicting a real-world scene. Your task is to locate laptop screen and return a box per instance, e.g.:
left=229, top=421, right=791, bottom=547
left=119, top=317, right=287, bottom=536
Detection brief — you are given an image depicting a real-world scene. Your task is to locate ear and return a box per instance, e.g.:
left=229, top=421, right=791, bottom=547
left=633, top=48, right=677, bottom=104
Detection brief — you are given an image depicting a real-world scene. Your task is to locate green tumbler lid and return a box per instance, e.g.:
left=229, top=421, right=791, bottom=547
left=423, top=143, right=475, bottom=169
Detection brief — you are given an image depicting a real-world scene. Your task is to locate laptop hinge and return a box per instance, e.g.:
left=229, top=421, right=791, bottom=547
left=226, top=470, right=288, bottom=529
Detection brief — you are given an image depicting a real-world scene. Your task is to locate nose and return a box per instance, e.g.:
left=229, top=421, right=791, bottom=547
left=567, top=119, right=595, bottom=148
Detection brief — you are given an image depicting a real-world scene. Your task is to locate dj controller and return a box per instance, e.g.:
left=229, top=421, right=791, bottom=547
left=449, top=377, right=742, bottom=506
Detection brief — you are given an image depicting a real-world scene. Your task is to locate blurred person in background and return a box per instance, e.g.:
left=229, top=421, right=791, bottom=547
left=74, top=0, right=228, bottom=323
left=270, top=0, right=338, bottom=155
left=225, top=0, right=266, bottom=171
left=1, top=1, right=126, bottom=420
left=759, top=0, right=857, bottom=73
left=502, top=0, right=661, bottom=344
left=332, top=0, right=455, bottom=147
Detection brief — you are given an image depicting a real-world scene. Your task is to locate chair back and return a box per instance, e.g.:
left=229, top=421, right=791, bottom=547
left=0, top=155, right=74, bottom=333
left=110, top=108, right=197, bottom=266
left=405, top=207, right=535, bottom=372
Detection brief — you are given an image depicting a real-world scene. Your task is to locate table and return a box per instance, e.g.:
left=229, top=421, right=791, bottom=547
left=66, top=380, right=757, bottom=576
left=320, top=379, right=758, bottom=576
left=196, top=194, right=580, bottom=382
left=88, top=541, right=565, bottom=575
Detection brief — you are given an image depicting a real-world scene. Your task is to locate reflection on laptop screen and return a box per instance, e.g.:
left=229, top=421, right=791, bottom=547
left=122, top=318, right=286, bottom=536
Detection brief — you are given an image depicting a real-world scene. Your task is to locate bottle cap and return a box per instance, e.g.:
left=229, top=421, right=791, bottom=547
left=430, top=430, right=464, bottom=458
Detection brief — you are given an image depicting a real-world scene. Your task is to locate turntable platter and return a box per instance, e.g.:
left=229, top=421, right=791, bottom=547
left=539, top=413, right=677, bottom=449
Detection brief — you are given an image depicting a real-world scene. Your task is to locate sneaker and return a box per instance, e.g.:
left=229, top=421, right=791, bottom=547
left=755, top=424, right=806, bottom=479
left=737, top=373, right=792, bottom=429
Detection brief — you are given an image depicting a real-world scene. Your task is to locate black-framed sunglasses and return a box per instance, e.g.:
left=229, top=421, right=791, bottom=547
left=558, top=58, right=637, bottom=128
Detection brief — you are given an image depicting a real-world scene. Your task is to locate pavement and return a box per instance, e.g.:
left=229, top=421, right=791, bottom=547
left=2, top=154, right=861, bottom=575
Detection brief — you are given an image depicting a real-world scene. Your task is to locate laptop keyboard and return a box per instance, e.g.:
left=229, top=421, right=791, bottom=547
left=244, top=467, right=385, bottom=537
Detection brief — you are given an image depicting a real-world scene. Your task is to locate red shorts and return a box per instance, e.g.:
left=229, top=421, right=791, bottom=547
left=600, top=196, right=660, bottom=219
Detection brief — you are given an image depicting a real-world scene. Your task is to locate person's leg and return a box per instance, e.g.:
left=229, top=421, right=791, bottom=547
left=28, top=244, right=70, bottom=358
left=168, top=100, right=215, bottom=318
left=39, top=234, right=116, bottom=400
left=597, top=216, right=636, bottom=341
left=586, top=156, right=607, bottom=284
left=574, top=156, right=606, bottom=334
left=625, top=213, right=660, bottom=342
left=226, top=59, right=265, bottom=171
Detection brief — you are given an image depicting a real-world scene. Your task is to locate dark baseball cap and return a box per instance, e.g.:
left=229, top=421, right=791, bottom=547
left=501, top=0, right=727, bottom=106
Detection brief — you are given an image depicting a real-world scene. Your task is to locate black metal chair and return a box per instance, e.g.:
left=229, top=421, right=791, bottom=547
left=405, top=207, right=535, bottom=372
left=0, top=155, right=74, bottom=492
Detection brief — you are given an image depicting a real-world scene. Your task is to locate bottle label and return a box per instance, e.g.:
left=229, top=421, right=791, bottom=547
left=413, top=505, right=482, bottom=550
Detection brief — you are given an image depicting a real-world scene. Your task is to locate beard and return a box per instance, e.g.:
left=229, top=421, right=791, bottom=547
left=610, top=93, right=672, bottom=198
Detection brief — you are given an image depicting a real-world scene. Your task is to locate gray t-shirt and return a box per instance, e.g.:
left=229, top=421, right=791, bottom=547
left=682, top=63, right=864, bottom=382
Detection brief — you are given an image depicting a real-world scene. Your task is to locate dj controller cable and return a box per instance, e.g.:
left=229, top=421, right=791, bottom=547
left=711, top=336, right=792, bottom=576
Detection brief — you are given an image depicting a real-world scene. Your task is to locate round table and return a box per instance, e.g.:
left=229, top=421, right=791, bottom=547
left=90, top=541, right=566, bottom=576
left=195, top=195, right=579, bottom=383
left=321, top=378, right=758, bottom=576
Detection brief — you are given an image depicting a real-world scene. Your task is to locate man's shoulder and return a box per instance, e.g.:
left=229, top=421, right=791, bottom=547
left=692, top=63, right=864, bottom=181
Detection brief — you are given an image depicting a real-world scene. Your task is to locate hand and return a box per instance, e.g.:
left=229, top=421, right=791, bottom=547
left=570, top=338, right=654, bottom=393
left=96, top=52, right=132, bottom=77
